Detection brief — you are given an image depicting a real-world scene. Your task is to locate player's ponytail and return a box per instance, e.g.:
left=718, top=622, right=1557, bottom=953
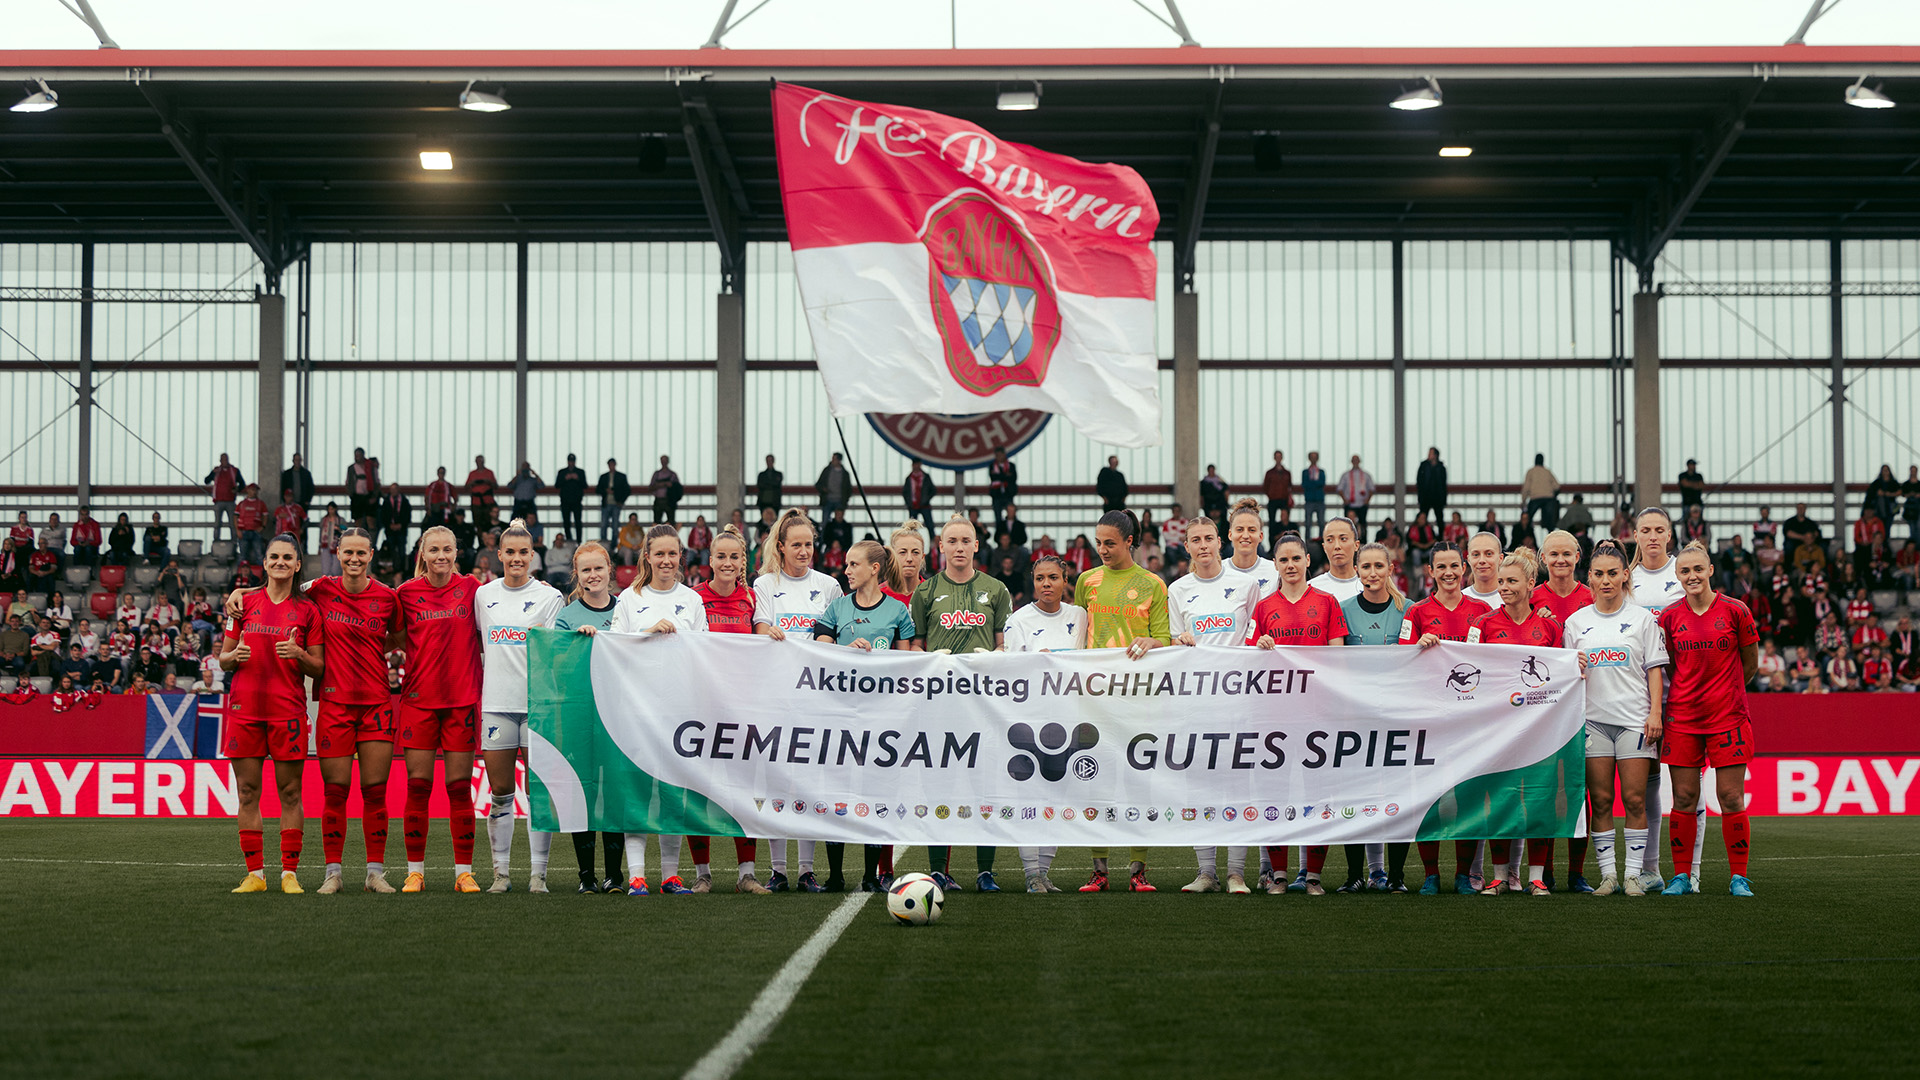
left=1227, top=497, right=1262, bottom=529
left=1097, top=509, right=1138, bottom=544
left=635, top=524, right=683, bottom=592
left=1272, top=531, right=1307, bottom=557
left=1589, top=538, right=1629, bottom=585
left=501, top=518, right=532, bottom=546
left=849, top=539, right=903, bottom=593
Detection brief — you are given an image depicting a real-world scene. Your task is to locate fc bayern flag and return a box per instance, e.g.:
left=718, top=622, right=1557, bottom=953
left=772, top=83, right=1161, bottom=447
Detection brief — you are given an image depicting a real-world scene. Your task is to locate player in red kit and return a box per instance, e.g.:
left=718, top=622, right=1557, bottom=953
left=1529, top=529, right=1594, bottom=890
left=1400, top=541, right=1493, bottom=893
left=1246, top=532, right=1348, bottom=894
left=220, top=534, right=324, bottom=894
left=693, top=524, right=771, bottom=893
left=1657, top=541, right=1761, bottom=897
left=394, top=525, right=485, bottom=892
left=1468, top=549, right=1564, bottom=895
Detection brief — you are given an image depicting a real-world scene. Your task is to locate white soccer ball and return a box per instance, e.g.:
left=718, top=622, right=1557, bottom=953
left=886, top=872, right=944, bottom=926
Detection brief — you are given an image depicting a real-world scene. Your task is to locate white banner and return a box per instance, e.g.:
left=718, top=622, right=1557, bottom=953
left=526, top=631, right=1586, bottom=845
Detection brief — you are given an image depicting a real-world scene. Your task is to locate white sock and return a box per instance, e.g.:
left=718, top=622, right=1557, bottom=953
left=1194, top=846, right=1217, bottom=878
left=1366, top=843, right=1386, bottom=875
left=623, top=835, right=648, bottom=882
left=1039, top=846, right=1057, bottom=871
left=1528, top=863, right=1545, bottom=883
left=798, top=839, right=816, bottom=874
left=737, top=859, right=756, bottom=880
left=1625, top=828, right=1648, bottom=876
left=1505, top=844, right=1523, bottom=881
left=1643, top=771, right=1665, bottom=874
left=407, top=860, right=425, bottom=875
left=325, top=861, right=342, bottom=876
left=1227, top=846, right=1247, bottom=877
left=659, top=834, right=682, bottom=880
left=1259, top=850, right=1272, bottom=874
left=695, top=861, right=711, bottom=880
left=487, top=793, right=515, bottom=873
left=1593, top=832, right=1615, bottom=877
left=367, top=861, right=385, bottom=876
left=530, top=829, right=552, bottom=875
left=246, top=869, right=265, bottom=881
left=770, top=839, right=788, bottom=876
left=1689, top=807, right=1708, bottom=879
left=1019, top=847, right=1041, bottom=873
left=1469, top=841, right=1485, bottom=881
left=1305, top=871, right=1321, bottom=884
left=454, top=862, right=472, bottom=876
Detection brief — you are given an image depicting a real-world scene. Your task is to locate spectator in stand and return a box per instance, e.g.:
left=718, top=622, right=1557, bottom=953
left=279, top=451, right=315, bottom=540
left=902, top=460, right=937, bottom=533
left=1681, top=504, right=1711, bottom=546
left=505, top=461, right=540, bottom=522
left=1510, top=512, right=1537, bottom=553
left=596, top=458, right=630, bottom=542
left=473, top=530, right=504, bottom=579
left=38, top=513, right=67, bottom=571
left=1845, top=586, right=1875, bottom=628
left=555, top=454, right=588, bottom=541
left=687, top=515, right=712, bottom=567
left=1159, top=506, right=1186, bottom=556
left=1861, top=645, right=1895, bottom=691
left=1754, top=639, right=1785, bottom=691
left=1003, top=505, right=1030, bottom=549
left=203, top=452, right=244, bottom=541
left=1263, top=451, right=1293, bottom=536
left=1826, top=644, right=1859, bottom=691
left=823, top=508, right=854, bottom=553
left=70, top=508, right=102, bottom=568
left=1443, top=510, right=1470, bottom=547
left=316, top=502, right=344, bottom=576
left=0, top=614, right=28, bottom=673
left=1782, top=503, right=1820, bottom=565
left=185, top=591, right=215, bottom=641
left=1887, top=612, right=1916, bottom=666
left=43, top=591, right=72, bottom=638
left=345, top=447, right=380, bottom=526
left=30, top=616, right=61, bottom=676
left=1096, top=454, right=1129, bottom=513
left=1717, top=536, right=1755, bottom=589
left=0, top=537, right=18, bottom=595
left=1678, top=457, right=1706, bottom=511
left=649, top=455, right=681, bottom=524
left=1866, top=464, right=1901, bottom=527
left=378, top=482, right=412, bottom=565
left=122, top=671, right=150, bottom=696
left=71, top=618, right=98, bottom=660
left=544, top=532, right=576, bottom=590
left=466, top=454, right=499, bottom=530
left=157, top=561, right=187, bottom=611
left=616, top=512, right=645, bottom=566
left=756, top=454, right=784, bottom=517
left=1854, top=614, right=1889, bottom=655
left=1416, top=446, right=1448, bottom=521
left=141, top=511, right=170, bottom=566
left=9, top=511, right=32, bottom=553
left=1300, top=451, right=1327, bottom=533
left=28, top=539, right=59, bottom=594
left=1854, top=506, right=1887, bottom=558
left=423, top=466, right=454, bottom=530
left=1520, top=453, right=1561, bottom=530
left=1750, top=505, right=1778, bottom=551
left=1336, top=454, right=1375, bottom=530
left=1405, top=511, right=1436, bottom=577
left=1814, top=610, right=1846, bottom=657
left=1064, top=535, right=1095, bottom=575
left=59, top=642, right=93, bottom=686
left=234, top=484, right=268, bottom=567
left=1200, top=465, right=1230, bottom=523
left=815, top=453, right=851, bottom=519
left=104, top=512, right=135, bottom=567
left=1787, top=646, right=1820, bottom=691
left=148, top=592, right=179, bottom=636
left=988, top=447, right=1018, bottom=532
left=1478, top=510, right=1507, bottom=548
left=1560, top=493, right=1594, bottom=538
left=1901, top=464, right=1920, bottom=542
left=271, top=489, right=307, bottom=554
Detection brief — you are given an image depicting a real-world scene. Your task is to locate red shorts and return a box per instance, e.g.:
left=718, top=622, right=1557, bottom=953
left=224, top=716, right=308, bottom=762
left=1661, top=718, right=1756, bottom=769
left=316, top=700, right=396, bottom=756
left=397, top=702, right=477, bottom=753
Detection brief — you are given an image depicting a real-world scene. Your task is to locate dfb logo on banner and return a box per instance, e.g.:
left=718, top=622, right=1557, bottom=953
left=144, top=694, right=196, bottom=759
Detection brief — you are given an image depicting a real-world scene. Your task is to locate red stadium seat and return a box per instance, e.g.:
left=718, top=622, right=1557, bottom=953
left=98, top=565, right=126, bottom=592
left=90, top=591, right=116, bottom=620
left=613, top=564, right=639, bottom=589
left=0, top=592, right=13, bottom=614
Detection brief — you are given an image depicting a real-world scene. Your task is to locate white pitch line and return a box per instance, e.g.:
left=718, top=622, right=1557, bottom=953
left=683, top=891, right=873, bottom=1080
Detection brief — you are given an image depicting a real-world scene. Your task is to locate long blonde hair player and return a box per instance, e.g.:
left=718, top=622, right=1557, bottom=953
left=873, top=519, right=929, bottom=885
left=477, top=520, right=565, bottom=894
left=696, top=524, right=772, bottom=893
left=1003, top=554, right=1086, bottom=893
left=1464, top=528, right=1508, bottom=889
left=1532, top=528, right=1594, bottom=891
left=612, top=523, right=709, bottom=895
left=1169, top=516, right=1259, bottom=896
left=752, top=510, right=843, bottom=892
left=550, top=540, right=627, bottom=893
left=1627, top=505, right=1685, bottom=892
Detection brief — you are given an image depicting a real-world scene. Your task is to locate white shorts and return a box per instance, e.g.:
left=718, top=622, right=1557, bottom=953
left=1585, top=720, right=1657, bottom=761
left=481, top=711, right=526, bottom=752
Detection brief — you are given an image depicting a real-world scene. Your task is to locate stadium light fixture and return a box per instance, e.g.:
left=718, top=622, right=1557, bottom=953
left=1438, top=146, right=1473, bottom=158
left=1390, top=77, right=1442, bottom=112
left=10, top=79, right=59, bottom=113
left=419, top=150, right=454, bottom=170
left=459, top=80, right=511, bottom=113
left=1845, top=76, right=1895, bottom=109
left=997, top=82, right=1042, bottom=112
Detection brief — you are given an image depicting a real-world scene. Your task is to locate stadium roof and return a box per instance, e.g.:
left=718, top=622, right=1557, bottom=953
left=3, top=45, right=1918, bottom=283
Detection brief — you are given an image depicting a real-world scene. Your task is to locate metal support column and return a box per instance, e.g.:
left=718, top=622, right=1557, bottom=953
left=1173, top=292, right=1201, bottom=519
left=1829, top=239, right=1847, bottom=534
left=1391, top=241, right=1407, bottom=523
left=515, top=242, right=530, bottom=472
left=76, top=243, right=95, bottom=508
left=294, top=249, right=312, bottom=463
left=1631, top=289, right=1662, bottom=513
left=257, top=293, right=286, bottom=510
left=1610, top=246, right=1629, bottom=513
left=715, top=292, right=746, bottom=523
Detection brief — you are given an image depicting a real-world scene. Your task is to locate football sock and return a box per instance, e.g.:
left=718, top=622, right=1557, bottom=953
left=1092, top=856, right=1109, bottom=875
left=1723, top=811, right=1751, bottom=876
left=1020, top=846, right=1041, bottom=874
left=367, top=862, right=384, bottom=876
left=878, top=844, right=895, bottom=875
left=1454, top=840, right=1477, bottom=874
left=1039, top=846, right=1058, bottom=872
left=1194, top=846, right=1217, bottom=878
left=530, top=829, right=552, bottom=876
left=1263, top=846, right=1288, bottom=876
left=1669, top=809, right=1699, bottom=878
left=1568, top=835, right=1588, bottom=879
left=604, top=833, right=624, bottom=880
left=322, top=782, right=349, bottom=865
left=404, top=777, right=432, bottom=863
left=488, top=793, right=516, bottom=873
left=687, top=835, right=711, bottom=865
left=824, top=841, right=845, bottom=880
left=446, top=781, right=475, bottom=868
left=1624, top=828, right=1648, bottom=876
left=1388, top=842, right=1413, bottom=882
left=1305, top=846, right=1328, bottom=875
left=733, top=837, right=757, bottom=870
left=1366, top=843, right=1387, bottom=875
left=623, top=835, right=648, bottom=882
left=1418, top=841, right=1440, bottom=877
left=928, top=845, right=950, bottom=874
left=770, top=839, right=788, bottom=876
left=1259, top=850, right=1272, bottom=875
left=977, top=846, right=996, bottom=874
left=863, top=844, right=882, bottom=881
left=738, top=859, right=757, bottom=881
left=1593, top=832, right=1616, bottom=877
left=572, top=831, right=597, bottom=879
left=659, top=834, right=682, bottom=880
left=1525, top=838, right=1554, bottom=868
left=1528, top=863, right=1545, bottom=883
left=1690, top=807, right=1709, bottom=877
left=1344, top=844, right=1366, bottom=882
left=361, top=781, right=389, bottom=864
left=1470, top=840, right=1486, bottom=881
left=1489, top=839, right=1512, bottom=867
left=1643, top=771, right=1665, bottom=873
left=1128, top=860, right=1145, bottom=876
left=239, top=827, right=264, bottom=874
left=1227, top=846, right=1247, bottom=877
left=798, top=839, right=816, bottom=875
left=280, top=826, right=302, bottom=873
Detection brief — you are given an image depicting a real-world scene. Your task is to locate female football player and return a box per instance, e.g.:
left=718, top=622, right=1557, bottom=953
left=1400, top=541, right=1494, bottom=893
left=1467, top=549, right=1563, bottom=895
left=1225, top=498, right=1278, bottom=605
left=551, top=540, right=627, bottom=893
left=1628, top=506, right=1683, bottom=891
left=1170, top=516, right=1259, bottom=896
left=478, top=520, right=565, bottom=895
left=395, top=525, right=486, bottom=893
left=1656, top=541, right=1760, bottom=897
left=1564, top=539, right=1667, bottom=896
left=698, top=524, right=770, bottom=893
left=1337, top=542, right=1409, bottom=892
left=1530, top=528, right=1594, bottom=888
left=1308, top=515, right=1363, bottom=602
left=1004, top=554, right=1085, bottom=894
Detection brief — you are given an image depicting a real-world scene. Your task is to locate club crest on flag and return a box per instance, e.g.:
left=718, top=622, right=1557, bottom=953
left=922, top=193, right=1060, bottom=396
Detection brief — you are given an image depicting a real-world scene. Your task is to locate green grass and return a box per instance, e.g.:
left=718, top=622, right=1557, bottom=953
left=2, top=819, right=1916, bottom=1079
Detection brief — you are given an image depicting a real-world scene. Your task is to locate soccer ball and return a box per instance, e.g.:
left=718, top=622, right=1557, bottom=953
left=885, top=872, right=944, bottom=926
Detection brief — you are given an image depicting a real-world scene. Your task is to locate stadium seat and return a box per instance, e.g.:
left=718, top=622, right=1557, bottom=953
left=90, top=592, right=116, bottom=620
left=131, top=565, right=161, bottom=588
left=98, top=564, right=126, bottom=592
left=127, top=592, right=151, bottom=611
left=176, top=539, right=204, bottom=560
left=209, top=539, right=236, bottom=562
left=1872, top=590, right=1899, bottom=612
left=29, top=676, right=52, bottom=694
left=614, top=564, right=640, bottom=589
left=198, top=566, right=232, bottom=590
left=63, top=565, right=92, bottom=589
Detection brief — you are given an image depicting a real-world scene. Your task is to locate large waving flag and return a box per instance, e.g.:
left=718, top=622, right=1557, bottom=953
left=772, top=83, right=1162, bottom=447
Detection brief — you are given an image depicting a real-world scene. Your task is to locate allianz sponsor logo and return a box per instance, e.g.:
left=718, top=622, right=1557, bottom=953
left=487, top=625, right=528, bottom=646
left=1582, top=647, right=1630, bottom=668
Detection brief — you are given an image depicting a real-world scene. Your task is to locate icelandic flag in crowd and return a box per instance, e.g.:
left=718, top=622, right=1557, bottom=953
left=144, top=694, right=197, bottom=759
left=192, top=694, right=226, bottom=759
left=771, top=83, right=1162, bottom=447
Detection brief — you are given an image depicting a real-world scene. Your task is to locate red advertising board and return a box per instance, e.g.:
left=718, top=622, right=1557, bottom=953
left=0, top=757, right=526, bottom=818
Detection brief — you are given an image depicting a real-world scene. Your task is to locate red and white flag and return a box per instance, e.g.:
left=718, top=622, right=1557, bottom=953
left=772, top=84, right=1161, bottom=447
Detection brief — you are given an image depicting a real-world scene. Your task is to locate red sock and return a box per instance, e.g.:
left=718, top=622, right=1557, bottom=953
left=362, top=782, right=389, bottom=864
left=1454, top=840, right=1477, bottom=872
left=280, top=826, right=303, bottom=873
left=446, top=781, right=475, bottom=865
left=687, top=836, right=710, bottom=863
left=877, top=844, right=894, bottom=875
left=322, top=783, right=349, bottom=864
left=404, top=777, right=432, bottom=862
left=1722, top=812, right=1751, bottom=876
left=239, top=827, right=264, bottom=873
left=1305, top=845, right=1328, bottom=874
left=1569, top=835, right=1588, bottom=878
left=1264, top=846, right=1288, bottom=876
left=1489, top=839, right=1511, bottom=866
left=733, top=837, right=757, bottom=866
left=1670, top=808, right=1699, bottom=877
left=1418, top=841, right=1440, bottom=876
left=1525, top=838, right=1554, bottom=869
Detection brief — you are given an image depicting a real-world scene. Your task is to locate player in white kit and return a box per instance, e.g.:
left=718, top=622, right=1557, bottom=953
left=1627, top=505, right=1689, bottom=891
left=477, top=520, right=565, bottom=894
left=1004, top=554, right=1086, bottom=893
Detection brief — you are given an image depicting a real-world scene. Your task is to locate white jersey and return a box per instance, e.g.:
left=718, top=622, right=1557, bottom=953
left=1225, top=555, right=1277, bottom=606
left=614, top=582, right=708, bottom=634
left=1564, top=602, right=1671, bottom=729
left=752, top=569, right=843, bottom=637
left=1169, top=566, right=1259, bottom=646
left=1630, top=559, right=1683, bottom=614
left=1464, top=584, right=1503, bottom=611
left=1308, top=569, right=1363, bottom=604
left=475, top=577, right=564, bottom=714
left=1004, top=602, right=1089, bottom=653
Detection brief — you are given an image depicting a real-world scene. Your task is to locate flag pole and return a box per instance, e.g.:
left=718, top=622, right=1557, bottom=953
left=833, top=417, right=885, bottom=541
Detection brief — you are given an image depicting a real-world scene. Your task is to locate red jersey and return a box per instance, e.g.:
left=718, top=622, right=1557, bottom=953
left=209, top=464, right=242, bottom=502
left=71, top=519, right=102, bottom=546
left=1398, top=593, right=1492, bottom=643
left=235, top=497, right=268, bottom=532
left=307, top=577, right=399, bottom=705
left=696, top=581, right=757, bottom=635
left=395, top=574, right=483, bottom=708
left=273, top=503, right=307, bottom=536
left=1531, top=582, right=1593, bottom=625
left=225, top=589, right=322, bottom=723
left=1657, top=594, right=1759, bottom=735
left=1244, top=586, right=1349, bottom=646
left=1467, top=606, right=1563, bottom=647
left=425, top=478, right=454, bottom=510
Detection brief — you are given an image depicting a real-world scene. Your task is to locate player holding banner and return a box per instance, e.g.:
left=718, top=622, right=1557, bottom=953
left=1466, top=549, right=1564, bottom=895
left=1169, top=515, right=1258, bottom=895
left=1337, top=542, right=1409, bottom=893
left=550, top=540, right=627, bottom=893
left=1400, top=541, right=1493, bottom=893
left=477, top=521, right=564, bottom=894
left=1004, top=554, right=1086, bottom=893
left=754, top=510, right=842, bottom=892
left=698, top=524, right=772, bottom=894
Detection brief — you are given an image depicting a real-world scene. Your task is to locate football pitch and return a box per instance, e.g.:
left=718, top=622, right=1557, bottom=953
left=3, top=818, right=1916, bottom=1079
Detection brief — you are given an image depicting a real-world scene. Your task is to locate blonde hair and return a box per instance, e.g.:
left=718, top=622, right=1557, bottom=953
left=1499, top=547, right=1541, bottom=587
left=1183, top=516, right=1220, bottom=539
left=758, top=509, right=814, bottom=579
left=1354, top=541, right=1407, bottom=610
left=938, top=512, right=974, bottom=541
left=1675, top=537, right=1715, bottom=571
left=500, top=517, right=532, bottom=546
left=711, top=522, right=749, bottom=556
left=635, top=524, right=683, bottom=591
left=889, top=518, right=927, bottom=551
left=1627, top=506, right=1673, bottom=575
left=412, top=525, right=455, bottom=578
left=848, top=539, right=905, bottom=593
